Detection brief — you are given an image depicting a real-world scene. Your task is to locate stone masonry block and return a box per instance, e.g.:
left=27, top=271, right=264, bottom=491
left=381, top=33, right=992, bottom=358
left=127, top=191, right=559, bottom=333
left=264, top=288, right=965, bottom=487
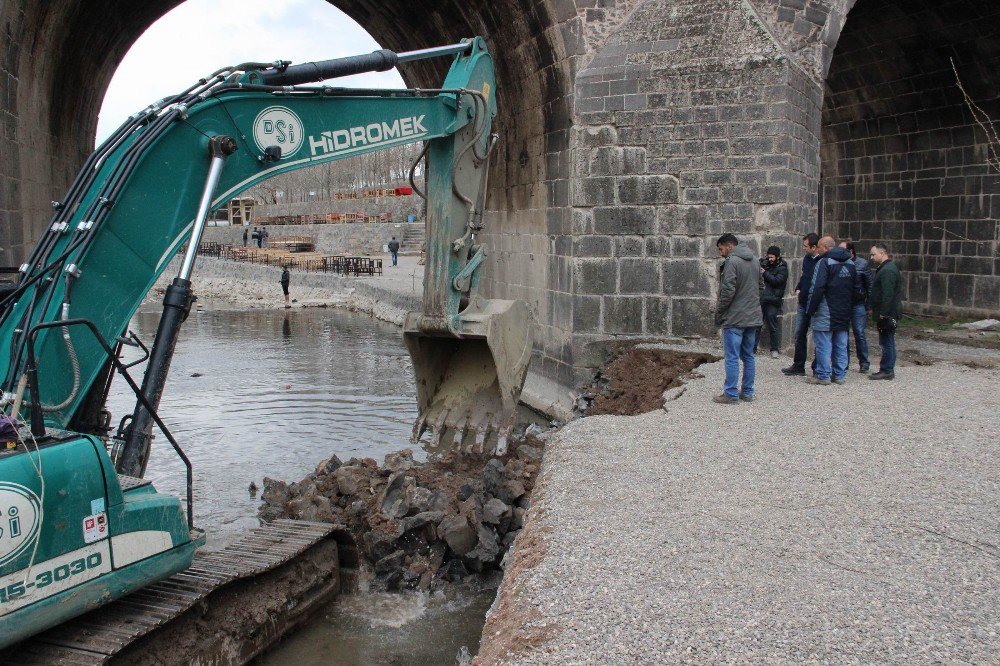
left=671, top=297, right=716, bottom=338
left=619, top=257, right=661, bottom=294
left=618, top=175, right=680, bottom=205
left=593, top=206, right=656, bottom=235
left=603, top=296, right=643, bottom=334
left=663, top=259, right=713, bottom=297
left=575, top=258, right=616, bottom=295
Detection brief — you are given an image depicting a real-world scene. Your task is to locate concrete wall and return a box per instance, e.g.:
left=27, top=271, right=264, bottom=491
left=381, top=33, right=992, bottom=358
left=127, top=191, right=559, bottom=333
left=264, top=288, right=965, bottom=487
left=203, top=222, right=416, bottom=256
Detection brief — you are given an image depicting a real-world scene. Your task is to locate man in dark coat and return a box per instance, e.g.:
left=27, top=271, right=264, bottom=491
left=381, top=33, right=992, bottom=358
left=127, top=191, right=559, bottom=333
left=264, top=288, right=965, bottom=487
left=840, top=241, right=871, bottom=372
left=713, top=234, right=763, bottom=404
left=242, top=226, right=249, bottom=247
left=868, top=242, right=903, bottom=380
left=756, top=245, right=788, bottom=358
left=280, top=266, right=291, bottom=308
left=387, top=236, right=401, bottom=267
left=782, top=233, right=820, bottom=376
left=805, top=236, right=860, bottom=385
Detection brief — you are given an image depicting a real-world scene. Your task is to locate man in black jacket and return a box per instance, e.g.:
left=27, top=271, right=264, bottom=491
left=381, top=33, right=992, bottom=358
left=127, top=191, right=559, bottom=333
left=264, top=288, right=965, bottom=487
left=782, top=233, right=820, bottom=376
left=756, top=245, right=788, bottom=358
left=868, top=242, right=903, bottom=380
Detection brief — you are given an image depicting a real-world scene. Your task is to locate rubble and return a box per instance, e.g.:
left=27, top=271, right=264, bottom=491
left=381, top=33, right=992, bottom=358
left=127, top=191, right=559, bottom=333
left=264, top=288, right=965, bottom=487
left=258, top=440, right=545, bottom=592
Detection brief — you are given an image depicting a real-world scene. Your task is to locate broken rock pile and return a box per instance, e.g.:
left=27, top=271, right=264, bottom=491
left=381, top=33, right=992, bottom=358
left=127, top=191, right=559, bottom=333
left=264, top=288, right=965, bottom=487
left=258, top=441, right=544, bottom=591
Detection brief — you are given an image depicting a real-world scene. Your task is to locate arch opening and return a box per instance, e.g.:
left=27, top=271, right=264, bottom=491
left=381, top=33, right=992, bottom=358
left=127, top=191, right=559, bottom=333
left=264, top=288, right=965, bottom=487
left=821, top=0, right=1000, bottom=316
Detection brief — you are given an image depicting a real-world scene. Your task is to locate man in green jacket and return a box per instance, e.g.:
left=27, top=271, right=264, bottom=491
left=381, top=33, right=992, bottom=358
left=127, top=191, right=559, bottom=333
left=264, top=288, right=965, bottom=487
left=868, top=242, right=903, bottom=380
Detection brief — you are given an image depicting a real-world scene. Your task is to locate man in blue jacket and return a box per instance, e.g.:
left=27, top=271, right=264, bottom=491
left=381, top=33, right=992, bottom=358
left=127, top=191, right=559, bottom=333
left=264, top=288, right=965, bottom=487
left=805, top=236, right=861, bottom=385
left=782, top=233, right=820, bottom=376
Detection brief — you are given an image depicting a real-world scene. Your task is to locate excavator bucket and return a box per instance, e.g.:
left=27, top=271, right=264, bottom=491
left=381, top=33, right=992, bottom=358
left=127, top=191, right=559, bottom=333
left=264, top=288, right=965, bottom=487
left=404, top=297, right=531, bottom=455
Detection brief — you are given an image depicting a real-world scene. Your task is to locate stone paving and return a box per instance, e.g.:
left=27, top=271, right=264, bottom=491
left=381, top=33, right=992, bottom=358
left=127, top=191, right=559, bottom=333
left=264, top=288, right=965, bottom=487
left=483, top=350, right=1000, bottom=664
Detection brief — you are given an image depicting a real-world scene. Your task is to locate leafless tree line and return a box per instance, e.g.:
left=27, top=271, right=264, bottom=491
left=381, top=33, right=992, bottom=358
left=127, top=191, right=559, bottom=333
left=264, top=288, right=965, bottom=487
left=246, top=142, right=425, bottom=204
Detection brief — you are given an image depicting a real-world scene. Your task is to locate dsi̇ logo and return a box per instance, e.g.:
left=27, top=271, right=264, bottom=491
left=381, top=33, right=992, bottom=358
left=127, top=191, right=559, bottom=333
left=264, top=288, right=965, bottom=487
left=0, top=482, right=41, bottom=567
left=252, top=106, right=304, bottom=158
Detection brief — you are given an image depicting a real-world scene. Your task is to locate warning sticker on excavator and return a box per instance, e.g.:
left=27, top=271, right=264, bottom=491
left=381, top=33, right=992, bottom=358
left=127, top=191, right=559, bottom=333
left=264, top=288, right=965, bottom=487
left=482, top=82, right=491, bottom=101
left=83, top=513, right=108, bottom=544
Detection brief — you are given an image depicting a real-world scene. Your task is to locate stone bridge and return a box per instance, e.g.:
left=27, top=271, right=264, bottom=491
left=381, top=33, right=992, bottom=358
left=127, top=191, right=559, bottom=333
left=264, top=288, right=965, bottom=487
left=0, top=0, right=997, bottom=402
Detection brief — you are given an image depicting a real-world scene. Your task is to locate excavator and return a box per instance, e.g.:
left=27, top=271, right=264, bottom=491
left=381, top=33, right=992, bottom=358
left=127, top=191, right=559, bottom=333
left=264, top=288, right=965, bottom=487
left=0, top=38, right=531, bottom=657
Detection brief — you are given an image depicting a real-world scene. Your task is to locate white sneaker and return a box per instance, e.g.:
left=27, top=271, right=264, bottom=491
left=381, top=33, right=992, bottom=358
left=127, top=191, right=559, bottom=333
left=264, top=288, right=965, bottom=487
left=770, top=351, right=779, bottom=359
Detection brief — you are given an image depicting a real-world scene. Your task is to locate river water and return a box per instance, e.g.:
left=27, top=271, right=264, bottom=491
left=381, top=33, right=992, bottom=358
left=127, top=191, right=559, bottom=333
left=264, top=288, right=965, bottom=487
left=106, top=304, right=491, bottom=664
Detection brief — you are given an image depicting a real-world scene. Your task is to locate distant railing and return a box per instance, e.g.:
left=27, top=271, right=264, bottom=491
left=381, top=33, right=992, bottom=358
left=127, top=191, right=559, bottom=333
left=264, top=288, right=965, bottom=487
left=216, top=245, right=382, bottom=276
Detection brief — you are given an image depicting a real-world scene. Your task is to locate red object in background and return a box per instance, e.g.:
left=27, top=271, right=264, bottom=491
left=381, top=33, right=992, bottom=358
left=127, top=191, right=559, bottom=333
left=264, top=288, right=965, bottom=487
left=394, top=187, right=413, bottom=196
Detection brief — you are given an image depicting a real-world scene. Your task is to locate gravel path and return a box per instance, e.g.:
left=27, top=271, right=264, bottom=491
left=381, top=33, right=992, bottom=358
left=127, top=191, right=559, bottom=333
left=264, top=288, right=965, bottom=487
left=484, top=355, right=999, bottom=664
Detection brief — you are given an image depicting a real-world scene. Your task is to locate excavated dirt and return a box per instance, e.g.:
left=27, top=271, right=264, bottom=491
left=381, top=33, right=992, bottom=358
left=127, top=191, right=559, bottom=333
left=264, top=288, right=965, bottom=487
left=584, top=347, right=719, bottom=416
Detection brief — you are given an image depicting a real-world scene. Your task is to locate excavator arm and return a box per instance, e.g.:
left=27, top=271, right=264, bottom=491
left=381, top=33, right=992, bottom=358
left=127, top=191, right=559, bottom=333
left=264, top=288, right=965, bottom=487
left=0, top=38, right=532, bottom=650
left=0, top=37, right=530, bottom=474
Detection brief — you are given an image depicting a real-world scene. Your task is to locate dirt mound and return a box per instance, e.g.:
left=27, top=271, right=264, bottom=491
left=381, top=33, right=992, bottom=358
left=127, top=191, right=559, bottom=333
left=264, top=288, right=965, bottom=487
left=584, top=347, right=719, bottom=416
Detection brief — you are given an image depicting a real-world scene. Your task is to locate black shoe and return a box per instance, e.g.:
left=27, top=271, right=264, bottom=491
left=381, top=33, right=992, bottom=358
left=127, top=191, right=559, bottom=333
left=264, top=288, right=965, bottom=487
left=859, top=364, right=870, bottom=373
left=781, top=366, right=805, bottom=376
left=868, top=371, right=895, bottom=380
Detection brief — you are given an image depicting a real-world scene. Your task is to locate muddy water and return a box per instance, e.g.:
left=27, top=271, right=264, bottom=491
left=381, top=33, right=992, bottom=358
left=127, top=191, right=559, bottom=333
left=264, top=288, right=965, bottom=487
left=106, top=305, right=493, bottom=664
left=107, top=305, right=419, bottom=548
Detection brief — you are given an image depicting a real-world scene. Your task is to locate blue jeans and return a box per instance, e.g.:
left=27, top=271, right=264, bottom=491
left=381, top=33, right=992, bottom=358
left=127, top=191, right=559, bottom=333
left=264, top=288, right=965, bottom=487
left=879, top=330, right=896, bottom=373
left=723, top=327, right=757, bottom=399
left=390, top=250, right=398, bottom=266
left=849, top=304, right=869, bottom=368
left=813, top=329, right=849, bottom=381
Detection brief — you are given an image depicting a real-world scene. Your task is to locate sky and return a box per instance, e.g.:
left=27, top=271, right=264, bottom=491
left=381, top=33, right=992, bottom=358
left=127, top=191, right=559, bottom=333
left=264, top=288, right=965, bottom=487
left=97, top=0, right=405, bottom=143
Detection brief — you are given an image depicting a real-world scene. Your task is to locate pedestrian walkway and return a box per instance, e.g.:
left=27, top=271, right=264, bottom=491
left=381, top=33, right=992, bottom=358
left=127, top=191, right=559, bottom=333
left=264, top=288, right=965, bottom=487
left=482, top=354, right=999, bottom=664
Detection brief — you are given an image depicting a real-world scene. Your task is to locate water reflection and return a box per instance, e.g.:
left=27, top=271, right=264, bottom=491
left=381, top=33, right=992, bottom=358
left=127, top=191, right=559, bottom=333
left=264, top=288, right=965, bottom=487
left=106, top=307, right=417, bottom=548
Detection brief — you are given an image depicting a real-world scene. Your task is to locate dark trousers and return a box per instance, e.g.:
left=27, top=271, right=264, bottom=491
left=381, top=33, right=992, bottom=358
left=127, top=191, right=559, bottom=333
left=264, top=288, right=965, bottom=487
left=390, top=250, right=398, bottom=266
left=879, top=330, right=896, bottom=373
left=757, top=302, right=781, bottom=352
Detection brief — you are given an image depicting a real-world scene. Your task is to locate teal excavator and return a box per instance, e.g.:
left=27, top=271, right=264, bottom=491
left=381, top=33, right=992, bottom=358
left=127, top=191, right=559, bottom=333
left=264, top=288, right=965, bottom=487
left=0, top=39, right=531, bottom=651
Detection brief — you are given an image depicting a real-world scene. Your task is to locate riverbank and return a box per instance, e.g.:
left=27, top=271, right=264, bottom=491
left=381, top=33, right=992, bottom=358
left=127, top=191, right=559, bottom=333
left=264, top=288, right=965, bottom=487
left=478, top=347, right=1000, bottom=663
left=154, top=255, right=423, bottom=325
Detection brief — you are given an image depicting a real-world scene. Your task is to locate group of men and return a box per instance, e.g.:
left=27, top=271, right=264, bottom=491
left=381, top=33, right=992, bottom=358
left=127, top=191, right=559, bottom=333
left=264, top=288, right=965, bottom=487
left=713, top=232, right=904, bottom=404
left=242, top=226, right=269, bottom=248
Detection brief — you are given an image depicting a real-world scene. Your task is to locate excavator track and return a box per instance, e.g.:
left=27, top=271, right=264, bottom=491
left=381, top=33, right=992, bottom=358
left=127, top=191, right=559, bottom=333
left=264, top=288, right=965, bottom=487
left=2, top=520, right=355, bottom=665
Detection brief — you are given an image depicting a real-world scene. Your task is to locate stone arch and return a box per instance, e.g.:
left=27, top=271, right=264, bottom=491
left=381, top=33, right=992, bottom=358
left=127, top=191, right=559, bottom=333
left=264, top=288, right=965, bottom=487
left=0, top=0, right=586, bottom=399
left=821, top=0, right=1000, bottom=317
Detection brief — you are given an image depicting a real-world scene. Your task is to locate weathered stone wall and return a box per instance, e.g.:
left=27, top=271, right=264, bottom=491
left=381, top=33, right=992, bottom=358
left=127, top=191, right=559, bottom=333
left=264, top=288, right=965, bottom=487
left=822, top=0, right=1000, bottom=318
left=202, top=222, right=414, bottom=255
left=562, top=0, right=822, bottom=381
left=1, top=0, right=997, bottom=402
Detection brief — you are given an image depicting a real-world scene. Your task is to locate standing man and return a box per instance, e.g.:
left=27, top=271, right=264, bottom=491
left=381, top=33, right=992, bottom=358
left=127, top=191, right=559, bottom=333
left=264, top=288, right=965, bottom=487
left=782, top=233, right=821, bottom=376
left=261, top=227, right=269, bottom=248
left=839, top=241, right=871, bottom=372
left=251, top=227, right=261, bottom=247
left=280, top=265, right=291, bottom=309
left=757, top=245, right=788, bottom=358
left=868, top=242, right=902, bottom=380
left=805, top=237, right=858, bottom=385
left=713, top=234, right=763, bottom=404
left=387, top=236, right=401, bottom=267
left=242, top=226, right=249, bottom=247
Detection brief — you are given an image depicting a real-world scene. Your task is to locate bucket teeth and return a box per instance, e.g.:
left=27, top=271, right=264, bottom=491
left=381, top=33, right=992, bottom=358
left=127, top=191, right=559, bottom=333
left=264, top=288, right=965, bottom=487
left=428, top=409, right=450, bottom=449
left=452, top=416, right=471, bottom=452
left=494, top=414, right=517, bottom=456
left=411, top=416, right=428, bottom=444
left=474, top=419, right=491, bottom=454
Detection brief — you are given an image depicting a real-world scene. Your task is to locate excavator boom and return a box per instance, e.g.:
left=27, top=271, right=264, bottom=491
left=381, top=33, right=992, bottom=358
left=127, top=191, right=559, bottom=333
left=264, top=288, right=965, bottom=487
left=0, top=37, right=531, bottom=651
